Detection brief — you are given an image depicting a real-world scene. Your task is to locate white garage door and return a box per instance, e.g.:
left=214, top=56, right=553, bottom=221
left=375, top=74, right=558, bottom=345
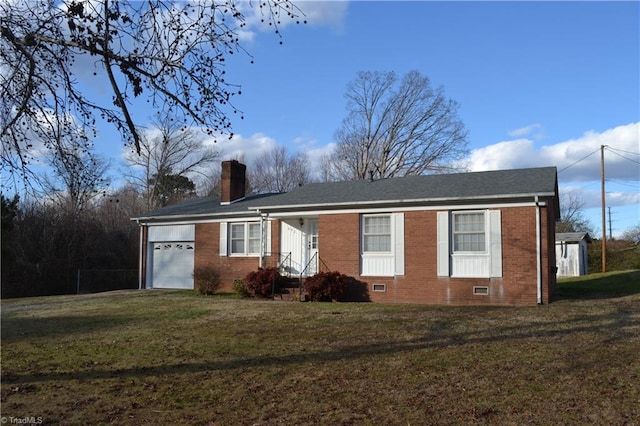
left=150, top=242, right=195, bottom=289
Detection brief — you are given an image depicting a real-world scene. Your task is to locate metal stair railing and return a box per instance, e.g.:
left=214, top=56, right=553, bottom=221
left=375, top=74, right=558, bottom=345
left=276, top=252, right=293, bottom=277
left=300, top=252, right=318, bottom=277
left=297, top=252, right=320, bottom=297
left=263, top=252, right=293, bottom=277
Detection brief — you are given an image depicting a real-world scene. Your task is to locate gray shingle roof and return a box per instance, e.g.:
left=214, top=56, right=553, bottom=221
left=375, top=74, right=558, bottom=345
left=556, top=232, right=593, bottom=243
left=133, top=166, right=558, bottom=221
left=254, top=166, right=558, bottom=209
left=132, top=193, right=279, bottom=220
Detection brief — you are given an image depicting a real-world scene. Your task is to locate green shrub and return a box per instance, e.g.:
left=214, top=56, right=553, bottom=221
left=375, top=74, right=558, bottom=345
left=304, top=271, right=352, bottom=302
left=193, top=265, right=221, bottom=295
left=233, top=279, right=250, bottom=298
left=244, top=267, right=285, bottom=298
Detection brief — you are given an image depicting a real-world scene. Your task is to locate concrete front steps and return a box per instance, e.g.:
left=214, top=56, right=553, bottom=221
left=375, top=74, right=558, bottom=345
left=274, top=278, right=307, bottom=301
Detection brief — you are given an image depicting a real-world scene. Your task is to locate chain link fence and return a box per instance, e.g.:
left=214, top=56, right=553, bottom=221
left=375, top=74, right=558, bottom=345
left=76, top=269, right=139, bottom=294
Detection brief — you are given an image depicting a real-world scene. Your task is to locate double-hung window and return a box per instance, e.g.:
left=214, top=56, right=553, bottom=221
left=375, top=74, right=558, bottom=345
left=437, top=210, right=502, bottom=278
left=453, top=212, right=486, bottom=252
left=229, top=222, right=261, bottom=255
left=361, top=214, right=404, bottom=277
left=363, top=215, right=391, bottom=253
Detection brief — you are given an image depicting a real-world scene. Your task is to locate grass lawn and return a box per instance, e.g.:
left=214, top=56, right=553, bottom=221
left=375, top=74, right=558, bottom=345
left=2, top=271, right=639, bottom=425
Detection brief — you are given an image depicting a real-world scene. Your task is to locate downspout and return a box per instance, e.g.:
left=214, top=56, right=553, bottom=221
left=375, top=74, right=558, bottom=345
left=137, top=220, right=144, bottom=290
left=258, top=210, right=264, bottom=269
left=535, top=196, right=542, bottom=304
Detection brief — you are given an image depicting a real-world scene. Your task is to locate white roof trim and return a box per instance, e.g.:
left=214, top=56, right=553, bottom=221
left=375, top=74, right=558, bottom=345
left=247, top=192, right=555, bottom=213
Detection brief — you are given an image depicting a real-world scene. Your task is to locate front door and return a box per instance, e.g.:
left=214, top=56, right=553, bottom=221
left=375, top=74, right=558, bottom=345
left=280, top=218, right=318, bottom=276
left=305, top=219, right=319, bottom=275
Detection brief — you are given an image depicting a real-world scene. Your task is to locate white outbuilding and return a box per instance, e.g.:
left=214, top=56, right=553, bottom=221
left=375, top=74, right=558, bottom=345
left=555, top=232, right=592, bottom=277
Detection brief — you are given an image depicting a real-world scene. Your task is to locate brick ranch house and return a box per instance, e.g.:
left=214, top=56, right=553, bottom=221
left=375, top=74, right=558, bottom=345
left=132, top=160, right=560, bottom=305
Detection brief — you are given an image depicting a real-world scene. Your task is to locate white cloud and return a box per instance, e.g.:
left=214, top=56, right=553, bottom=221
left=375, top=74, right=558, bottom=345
left=468, top=122, right=640, bottom=182
left=236, top=0, right=348, bottom=41
left=607, top=190, right=640, bottom=207
left=508, top=123, right=542, bottom=138
left=466, top=138, right=540, bottom=171
left=305, top=142, right=337, bottom=180
left=295, top=1, right=349, bottom=33
left=560, top=185, right=640, bottom=210
left=204, top=132, right=278, bottom=166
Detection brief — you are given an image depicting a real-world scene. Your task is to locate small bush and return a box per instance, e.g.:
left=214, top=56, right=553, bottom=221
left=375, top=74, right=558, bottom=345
left=244, top=267, right=285, bottom=298
left=233, top=279, right=250, bottom=298
left=304, top=271, right=352, bottom=302
left=193, top=265, right=221, bottom=295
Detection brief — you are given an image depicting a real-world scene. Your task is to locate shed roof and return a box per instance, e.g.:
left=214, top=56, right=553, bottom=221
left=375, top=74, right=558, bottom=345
left=132, top=166, right=558, bottom=222
left=556, top=232, right=593, bottom=243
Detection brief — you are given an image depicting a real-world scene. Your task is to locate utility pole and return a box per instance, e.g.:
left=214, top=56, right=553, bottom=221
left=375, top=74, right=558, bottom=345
left=601, top=145, right=607, bottom=273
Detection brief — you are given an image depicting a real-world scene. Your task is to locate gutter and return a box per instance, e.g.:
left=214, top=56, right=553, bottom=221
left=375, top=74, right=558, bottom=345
left=131, top=193, right=555, bottom=223
left=247, top=192, right=557, bottom=214
left=130, top=211, right=260, bottom=223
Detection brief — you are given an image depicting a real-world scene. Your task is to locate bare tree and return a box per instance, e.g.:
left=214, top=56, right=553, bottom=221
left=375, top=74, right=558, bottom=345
left=317, top=152, right=341, bottom=183
left=202, top=163, right=223, bottom=198
left=98, top=184, right=145, bottom=232
left=556, top=193, right=594, bottom=233
left=620, top=225, right=640, bottom=243
left=1, top=0, right=304, bottom=178
left=329, top=70, right=468, bottom=181
left=41, top=151, right=110, bottom=213
left=124, top=117, right=218, bottom=209
left=250, top=146, right=311, bottom=193
left=29, top=115, right=111, bottom=212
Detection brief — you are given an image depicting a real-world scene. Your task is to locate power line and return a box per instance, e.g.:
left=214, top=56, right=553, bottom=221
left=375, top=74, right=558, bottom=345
left=605, top=148, right=640, bottom=165
left=557, top=146, right=640, bottom=174
left=608, top=179, right=640, bottom=189
left=558, top=147, right=601, bottom=173
left=606, top=146, right=640, bottom=157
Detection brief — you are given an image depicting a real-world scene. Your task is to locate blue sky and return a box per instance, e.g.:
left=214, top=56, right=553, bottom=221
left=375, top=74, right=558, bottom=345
left=197, top=1, right=639, bottom=237
left=11, top=1, right=640, bottom=237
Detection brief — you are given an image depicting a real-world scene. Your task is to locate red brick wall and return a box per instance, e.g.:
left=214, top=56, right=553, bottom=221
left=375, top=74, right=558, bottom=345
left=316, top=206, right=556, bottom=305
left=194, top=221, right=279, bottom=292
left=318, top=214, right=361, bottom=277
left=158, top=202, right=557, bottom=305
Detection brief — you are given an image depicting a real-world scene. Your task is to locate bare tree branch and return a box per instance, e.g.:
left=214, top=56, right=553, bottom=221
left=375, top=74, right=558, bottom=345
left=1, top=0, right=305, bottom=180
left=329, top=70, right=469, bottom=181
left=556, top=193, right=594, bottom=233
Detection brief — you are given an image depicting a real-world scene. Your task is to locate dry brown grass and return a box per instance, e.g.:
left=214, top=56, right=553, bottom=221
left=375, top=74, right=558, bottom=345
left=2, top=273, right=639, bottom=425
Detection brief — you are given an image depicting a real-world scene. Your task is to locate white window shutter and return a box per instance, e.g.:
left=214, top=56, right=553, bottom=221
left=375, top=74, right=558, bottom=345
left=394, top=213, right=405, bottom=276
left=489, top=210, right=502, bottom=277
left=437, top=212, right=450, bottom=276
left=219, top=222, right=228, bottom=256
left=266, top=220, right=272, bottom=255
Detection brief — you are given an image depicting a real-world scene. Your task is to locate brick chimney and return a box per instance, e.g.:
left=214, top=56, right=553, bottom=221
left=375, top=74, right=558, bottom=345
left=220, top=160, right=246, bottom=205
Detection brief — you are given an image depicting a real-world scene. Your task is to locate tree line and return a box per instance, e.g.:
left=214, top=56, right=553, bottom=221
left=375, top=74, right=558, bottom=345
left=1, top=190, right=141, bottom=297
